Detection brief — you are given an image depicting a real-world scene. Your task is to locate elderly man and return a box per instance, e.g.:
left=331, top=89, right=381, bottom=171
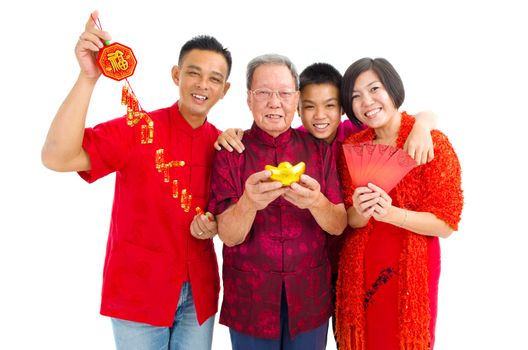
left=208, top=54, right=347, bottom=350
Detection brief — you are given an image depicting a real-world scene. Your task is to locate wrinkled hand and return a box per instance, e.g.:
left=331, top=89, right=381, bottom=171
left=214, top=128, right=245, bottom=153
left=404, top=122, right=434, bottom=165
left=282, top=174, right=322, bottom=209
left=243, top=170, right=285, bottom=211
left=75, top=10, right=112, bottom=79
left=190, top=212, right=217, bottom=239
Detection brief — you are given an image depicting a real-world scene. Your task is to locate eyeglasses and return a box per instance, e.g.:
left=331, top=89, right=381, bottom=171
left=250, top=88, right=298, bottom=102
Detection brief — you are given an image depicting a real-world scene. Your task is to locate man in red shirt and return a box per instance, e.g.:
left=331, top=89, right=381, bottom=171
left=41, top=11, right=231, bottom=350
left=209, top=54, right=347, bottom=350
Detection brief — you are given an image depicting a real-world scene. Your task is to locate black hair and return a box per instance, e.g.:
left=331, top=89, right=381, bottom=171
left=299, top=62, right=342, bottom=92
left=341, top=57, right=404, bottom=126
left=178, top=35, right=232, bottom=79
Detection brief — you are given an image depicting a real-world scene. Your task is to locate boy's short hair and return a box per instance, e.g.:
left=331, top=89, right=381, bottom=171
left=341, top=57, right=405, bottom=126
left=178, top=35, right=232, bottom=80
left=299, top=63, right=342, bottom=92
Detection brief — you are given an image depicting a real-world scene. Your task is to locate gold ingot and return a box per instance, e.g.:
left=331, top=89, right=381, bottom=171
left=265, top=161, right=306, bottom=186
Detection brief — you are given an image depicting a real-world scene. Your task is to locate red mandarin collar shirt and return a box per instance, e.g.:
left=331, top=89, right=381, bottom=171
left=209, top=124, right=344, bottom=339
left=79, top=102, right=220, bottom=327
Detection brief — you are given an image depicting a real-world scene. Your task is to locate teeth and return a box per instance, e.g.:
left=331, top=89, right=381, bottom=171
left=366, top=108, right=380, bottom=117
left=193, top=94, right=207, bottom=101
left=314, top=123, right=329, bottom=129
left=266, top=114, right=282, bottom=119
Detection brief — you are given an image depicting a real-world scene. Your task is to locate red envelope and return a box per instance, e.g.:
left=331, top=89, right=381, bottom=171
left=342, top=143, right=417, bottom=193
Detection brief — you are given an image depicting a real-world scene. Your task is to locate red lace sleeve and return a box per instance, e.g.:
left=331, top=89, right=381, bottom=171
left=420, top=130, right=464, bottom=230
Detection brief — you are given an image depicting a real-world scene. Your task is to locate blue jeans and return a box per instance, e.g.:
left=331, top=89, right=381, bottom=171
left=111, top=282, right=214, bottom=350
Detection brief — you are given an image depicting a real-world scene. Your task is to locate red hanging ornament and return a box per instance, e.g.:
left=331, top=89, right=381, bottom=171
left=92, top=15, right=196, bottom=213
left=97, top=42, right=137, bottom=81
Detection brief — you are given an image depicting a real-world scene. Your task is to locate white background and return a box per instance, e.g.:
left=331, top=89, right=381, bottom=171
left=1, top=1, right=526, bottom=349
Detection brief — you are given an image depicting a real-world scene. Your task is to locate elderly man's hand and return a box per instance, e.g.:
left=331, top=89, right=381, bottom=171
left=242, top=170, right=285, bottom=211
left=282, top=174, right=323, bottom=209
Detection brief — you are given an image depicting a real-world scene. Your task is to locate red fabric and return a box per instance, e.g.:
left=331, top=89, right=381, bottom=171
left=361, top=222, right=440, bottom=350
left=326, top=121, right=365, bottom=273
left=336, top=112, right=463, bottom=350
left=79, top=102, right=221, bottom=327
left=297, top=120, right=365, bottom=273
left=209, top=124, right=343, bottom=339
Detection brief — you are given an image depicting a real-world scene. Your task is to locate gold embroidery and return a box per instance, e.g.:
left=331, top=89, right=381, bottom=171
left=155, top=149, right=185, bottom=182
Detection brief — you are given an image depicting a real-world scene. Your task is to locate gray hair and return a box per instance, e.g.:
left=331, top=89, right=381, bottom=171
left=246, top=54, right=299, bottom=90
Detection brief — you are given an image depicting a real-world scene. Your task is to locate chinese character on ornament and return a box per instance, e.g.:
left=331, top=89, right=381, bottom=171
left=97, top=43, right=137, bottom=81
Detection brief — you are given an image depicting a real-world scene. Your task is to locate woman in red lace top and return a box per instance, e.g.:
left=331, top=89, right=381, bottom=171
left=336, top=57, right=463, bottom=350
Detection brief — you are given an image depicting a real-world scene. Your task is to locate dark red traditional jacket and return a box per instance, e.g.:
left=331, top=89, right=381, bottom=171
left=209, top=124, right=343, bottom=338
